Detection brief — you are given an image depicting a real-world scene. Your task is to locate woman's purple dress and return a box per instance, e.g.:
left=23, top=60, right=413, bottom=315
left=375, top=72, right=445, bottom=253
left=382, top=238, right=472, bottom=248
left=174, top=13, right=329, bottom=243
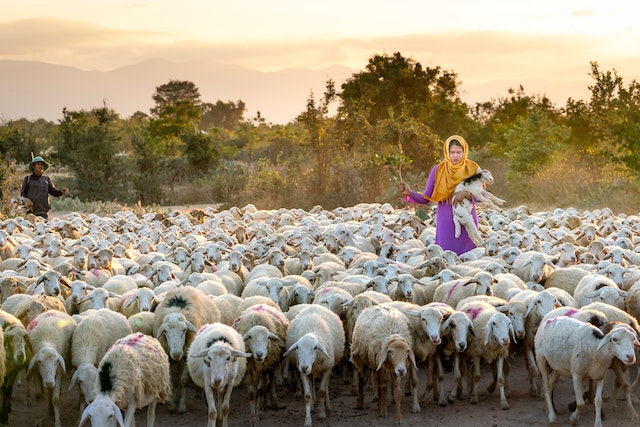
left=405, top=165, right=478, bottom=255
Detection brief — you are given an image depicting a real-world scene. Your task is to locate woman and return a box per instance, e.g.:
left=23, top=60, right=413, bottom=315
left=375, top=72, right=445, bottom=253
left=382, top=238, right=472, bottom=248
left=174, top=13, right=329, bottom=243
left=399, top=135, right=481, bottom=255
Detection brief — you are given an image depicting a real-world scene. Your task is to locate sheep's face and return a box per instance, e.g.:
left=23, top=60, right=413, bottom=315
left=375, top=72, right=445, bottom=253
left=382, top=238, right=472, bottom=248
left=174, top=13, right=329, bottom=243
left=203, top=346, right=236, bottom=389
left=379, top=338, right=415, bottom=377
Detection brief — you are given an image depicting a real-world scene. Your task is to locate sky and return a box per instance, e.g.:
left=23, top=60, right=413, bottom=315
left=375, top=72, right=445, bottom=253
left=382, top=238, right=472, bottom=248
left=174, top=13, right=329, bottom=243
left=2, top=0, right=640, bottom=109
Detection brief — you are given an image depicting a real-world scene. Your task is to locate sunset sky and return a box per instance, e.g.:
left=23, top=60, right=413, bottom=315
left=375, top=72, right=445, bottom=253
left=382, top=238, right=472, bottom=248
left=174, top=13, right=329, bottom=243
left=2, top=0, right=640, bottom=108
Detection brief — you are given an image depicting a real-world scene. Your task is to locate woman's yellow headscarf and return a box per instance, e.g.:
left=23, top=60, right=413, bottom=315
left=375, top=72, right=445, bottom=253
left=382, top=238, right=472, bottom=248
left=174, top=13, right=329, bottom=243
left=426, top=135, right=480, bottom=203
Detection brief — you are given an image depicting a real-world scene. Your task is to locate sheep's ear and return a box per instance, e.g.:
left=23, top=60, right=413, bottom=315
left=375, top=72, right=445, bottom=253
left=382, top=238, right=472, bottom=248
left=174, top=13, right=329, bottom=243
left=375, top=343, right=389, bottom=371
left=408, top=348, right=418, bottom=372
left=508, top=321, right=517, bottom=344
left=484, top=320, right=493, bottom=346
left=595, top=334, right=611, bottom=352
left=585, top=290, right=602, bottom=299
left=315, top=342, right=331, bottom=359
left=185, top=320, right=198, bottom=334
left=69, top=369, right=78, bottom=390
left=231, top=349, right=252, bottom=358
left=283, top=343, right=298, bottom=359
left=268, top=332, right=285, bottom=348
left=468, top=323, right=476, bottom=338
left=57, top=352, right=66, bottom=374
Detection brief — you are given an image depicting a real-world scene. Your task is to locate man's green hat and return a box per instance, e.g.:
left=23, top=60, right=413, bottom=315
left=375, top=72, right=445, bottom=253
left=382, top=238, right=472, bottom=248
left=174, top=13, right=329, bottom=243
left=28, top=156, right=49, bottom=173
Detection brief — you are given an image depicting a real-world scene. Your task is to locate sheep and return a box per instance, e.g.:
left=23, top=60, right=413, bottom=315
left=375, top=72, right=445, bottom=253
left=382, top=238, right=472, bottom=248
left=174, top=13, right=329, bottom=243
left=78, top=287, right=121, bottom=313
left=283, top=304, right=345, bottom=427
left=187, top=322, right=250, bottom=427
left=543, top=266, right=591, bottom=295
left=534, top=317, right=638, bottom=427
left=26, top=310, right=77, bottom=427
left=457, top=300, right=515, bottom=409
left=119, top=286, right=157, bottom=318
left=432, top=271, right=495, bottom=308
left=510, top=251, right=556, bottom=284
left=69, top=308, right=133, bottom=416
left=153, top=286, right=221, bottom=413
left=241, top=277, right=290, bottom=311
left=573, top=274, right=627, bottom=309
left=128, top=311, right=155, bottom=335
left=232, top=304, right=290, bottom=426
left=350, top=304, right=419, bottom=426
left=0, top=310, right=28, bottom=424
left=79, top=332, right=171, bottom=427
left=3, top=293, right=67, bottom=326
left=389, top=301, right=451, bottom=405
left=64, top=280, right=95, bottom=314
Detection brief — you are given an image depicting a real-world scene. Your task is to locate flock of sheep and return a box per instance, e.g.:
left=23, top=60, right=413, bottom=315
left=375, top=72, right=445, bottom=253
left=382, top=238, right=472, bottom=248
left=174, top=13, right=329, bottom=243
left=0, top=201, right=639, bottom=427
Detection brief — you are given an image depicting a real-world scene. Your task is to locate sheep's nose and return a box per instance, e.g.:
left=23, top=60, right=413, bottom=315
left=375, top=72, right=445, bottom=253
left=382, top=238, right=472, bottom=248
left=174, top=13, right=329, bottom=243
left=500, top=338, right=509, bottom=346
left=457, top=342, right=467, bottom=352
left=430, top=335, right=441, bottom=345
left=395, top=367, right=407, bottom=377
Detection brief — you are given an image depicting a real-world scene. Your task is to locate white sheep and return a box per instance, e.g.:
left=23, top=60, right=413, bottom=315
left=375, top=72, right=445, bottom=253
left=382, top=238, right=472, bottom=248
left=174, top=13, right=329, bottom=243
left=128, top=311, right=155, bottom=335
left=350, top=304, right=419, bottom=426
left=534, top=316, right=638, bottom=427
left=0, top=309, right=28, bottom=424
left=153, top=286, right=221, bottom=413
left=457, top=300, right=515, bottom=409
left=69, top=308, right=132, bottom=415
left=432, top=271, right=495, bottom=308
left=510, top=251, right=556, bottom=284
left=79, top=332, right=171, bottom=427
left=543, top=266, right=591, bottom=295
left=232, top=303, right=290, bottom=426
left=26, top=310, right=77, bottom=427
left=573, top=273, right=628, bottom=309
left=187, top=322, right=250, bottom=427
left=118, top=286, right=157, bottom=318
left=283, top=304, right=345, bottom=427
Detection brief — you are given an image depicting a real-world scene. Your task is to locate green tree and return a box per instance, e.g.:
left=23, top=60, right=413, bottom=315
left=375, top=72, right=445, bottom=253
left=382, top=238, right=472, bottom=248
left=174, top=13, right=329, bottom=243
left=54, top=105, right=131, bottom=202
left=200, top=100, right=246, bottom=130
left=339, top=52, right=469, bottom=138
left=150, top=80, right=201, bottom=116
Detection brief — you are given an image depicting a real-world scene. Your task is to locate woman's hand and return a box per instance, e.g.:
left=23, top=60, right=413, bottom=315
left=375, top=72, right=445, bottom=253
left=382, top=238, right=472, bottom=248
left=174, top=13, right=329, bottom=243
left=399, top=181, right=411, bottom=196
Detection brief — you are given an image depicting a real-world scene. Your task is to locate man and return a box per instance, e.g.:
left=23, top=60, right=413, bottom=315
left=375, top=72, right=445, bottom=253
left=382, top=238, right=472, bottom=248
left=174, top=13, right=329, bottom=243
left=20, top=156, right=68, bottom=219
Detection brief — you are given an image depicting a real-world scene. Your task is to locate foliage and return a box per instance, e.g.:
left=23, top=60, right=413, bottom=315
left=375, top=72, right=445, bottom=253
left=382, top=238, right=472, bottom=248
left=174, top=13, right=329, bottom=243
left=53, top=105, right=132, bottom=202
left=2, top=59, right=640, bottom=214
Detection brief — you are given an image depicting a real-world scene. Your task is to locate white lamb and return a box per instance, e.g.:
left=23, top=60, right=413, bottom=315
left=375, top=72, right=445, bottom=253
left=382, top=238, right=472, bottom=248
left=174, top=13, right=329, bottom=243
left=350, top=304, right=420, bottom=426
left=283, top=304, right=345, bottom=427
left=432, top=271, right=495, bottom=308
left=69, top=308, right=132, bottom=415
left=451, top=169, right=506, bottom=246
left=79, top=332, right=171, bottom=427
left=535, top=316, right=638, bottom=427
left=26, top=310, right=77, bottom=427
left=187, top=322, right=250, bottom=427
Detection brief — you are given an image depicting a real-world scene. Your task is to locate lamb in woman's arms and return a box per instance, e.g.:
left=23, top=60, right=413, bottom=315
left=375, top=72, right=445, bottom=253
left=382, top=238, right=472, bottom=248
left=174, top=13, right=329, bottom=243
left=452, top=169, right=505, bottom=246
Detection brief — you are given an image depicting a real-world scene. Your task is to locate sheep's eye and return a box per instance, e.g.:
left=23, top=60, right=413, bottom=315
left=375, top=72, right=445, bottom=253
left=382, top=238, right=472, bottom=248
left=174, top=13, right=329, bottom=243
left=450, top=324, right=457, bottom=329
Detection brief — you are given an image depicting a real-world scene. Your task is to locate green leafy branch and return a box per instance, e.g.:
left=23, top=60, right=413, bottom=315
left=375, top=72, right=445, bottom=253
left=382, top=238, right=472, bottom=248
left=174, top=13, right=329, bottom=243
left=371, top=145, right=412, bottom=182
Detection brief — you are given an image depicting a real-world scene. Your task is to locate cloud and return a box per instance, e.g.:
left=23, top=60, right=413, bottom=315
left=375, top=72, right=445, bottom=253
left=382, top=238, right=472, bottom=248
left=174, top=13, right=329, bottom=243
left=1, top=18, right=639, bottom=106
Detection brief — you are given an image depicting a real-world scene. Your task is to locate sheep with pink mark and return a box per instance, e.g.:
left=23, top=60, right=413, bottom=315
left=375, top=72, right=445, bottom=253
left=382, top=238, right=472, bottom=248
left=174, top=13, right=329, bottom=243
left=457, top=300, right=515, bottom=410
left=534, top=316, right=638, bottom=427
left=79, top=332, right=171, bottom=427
left=432, top=271, right=496, bottom=308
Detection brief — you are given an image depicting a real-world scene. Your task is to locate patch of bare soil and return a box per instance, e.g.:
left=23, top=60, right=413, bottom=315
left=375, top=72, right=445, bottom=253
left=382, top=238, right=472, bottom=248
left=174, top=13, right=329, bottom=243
left=7, top=355, right=637, bottom=427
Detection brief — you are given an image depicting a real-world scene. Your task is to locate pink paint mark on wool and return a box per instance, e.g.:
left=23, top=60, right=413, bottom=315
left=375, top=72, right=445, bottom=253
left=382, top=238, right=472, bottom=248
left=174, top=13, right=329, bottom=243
left=446, top=281, right=461, bottom=301
left=464, top=306, right=483, bottom=321
left=27, top=318, right=39, bottom=330
left=562, top=308, right=580, bottom=317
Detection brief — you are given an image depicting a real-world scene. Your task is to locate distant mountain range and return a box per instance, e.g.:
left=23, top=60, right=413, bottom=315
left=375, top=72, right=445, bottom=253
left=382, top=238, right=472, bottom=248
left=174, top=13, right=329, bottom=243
left=0, top=59, right=356, bottom=124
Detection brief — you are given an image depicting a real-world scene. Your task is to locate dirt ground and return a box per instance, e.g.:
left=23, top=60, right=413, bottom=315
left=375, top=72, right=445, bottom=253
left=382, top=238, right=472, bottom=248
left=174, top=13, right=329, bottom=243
left=7, top=354, right=638, bottom=427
